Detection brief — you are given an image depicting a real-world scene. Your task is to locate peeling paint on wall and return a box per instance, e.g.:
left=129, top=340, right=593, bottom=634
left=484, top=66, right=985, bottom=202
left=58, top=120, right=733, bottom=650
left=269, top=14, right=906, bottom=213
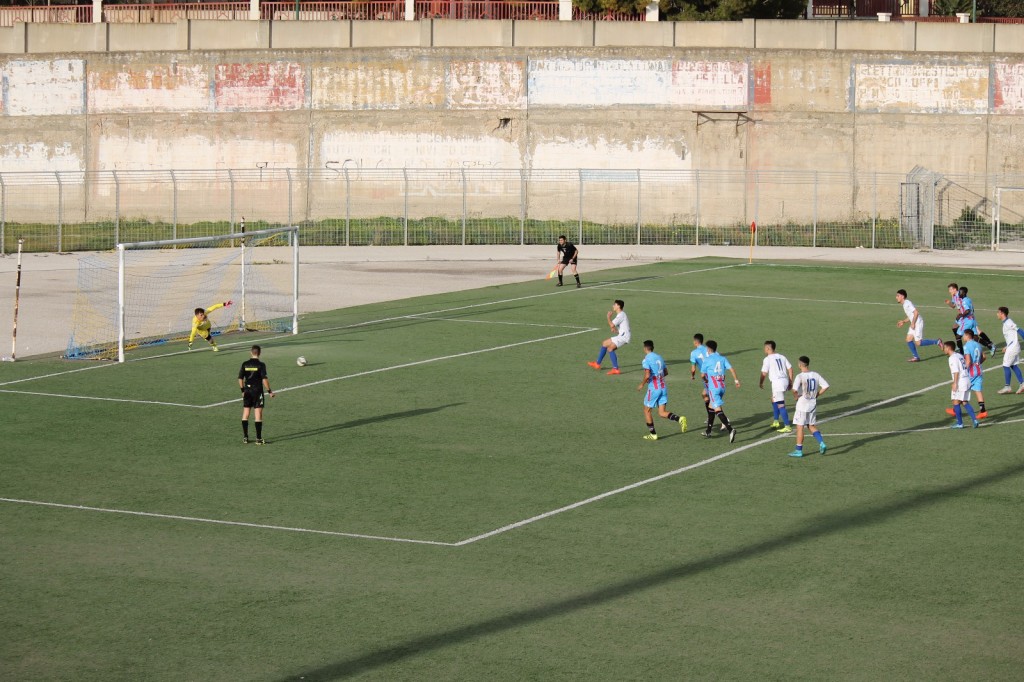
left=447, top=60, right=526, bottom=110
left=994, top=63, right=1024, bottom=114
left=854, top=63, right=989, bottom=114
left=89, top=63, right=210, bottom=114
left=215, top=62, right=305, bottom=111
left=0, top=141, right=82, bottom=174
left=3, top=59, right=85, bottom=116
left=531, top=137, right=691, bottom=170
left=312, top=60, right=444, bottom=110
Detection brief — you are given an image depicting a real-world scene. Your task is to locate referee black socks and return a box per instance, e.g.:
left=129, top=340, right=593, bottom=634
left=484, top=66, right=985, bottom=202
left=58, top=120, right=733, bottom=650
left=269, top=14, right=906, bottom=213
left=242, top=421, right=249, bottom=438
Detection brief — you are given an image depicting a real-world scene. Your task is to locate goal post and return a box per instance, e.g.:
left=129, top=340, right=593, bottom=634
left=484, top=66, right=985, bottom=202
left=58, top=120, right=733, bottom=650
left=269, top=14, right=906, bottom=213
left=994, top=187, right=1024, bottom=253
left=69, top=226, right=299, bottom=362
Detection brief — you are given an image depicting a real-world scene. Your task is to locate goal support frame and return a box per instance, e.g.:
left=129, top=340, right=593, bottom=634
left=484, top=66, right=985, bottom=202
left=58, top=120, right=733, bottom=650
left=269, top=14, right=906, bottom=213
left=116, top=226, right=299, bottom=363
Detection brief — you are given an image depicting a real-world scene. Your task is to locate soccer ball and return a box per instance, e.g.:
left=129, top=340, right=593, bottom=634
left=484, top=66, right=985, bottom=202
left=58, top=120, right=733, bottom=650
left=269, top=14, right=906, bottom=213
left=296, top=356, right=307, bottom=367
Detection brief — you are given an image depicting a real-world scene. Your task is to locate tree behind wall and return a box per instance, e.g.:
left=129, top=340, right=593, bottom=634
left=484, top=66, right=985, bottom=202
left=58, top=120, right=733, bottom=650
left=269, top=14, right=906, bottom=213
left=655, top=0, right=807, bottom=19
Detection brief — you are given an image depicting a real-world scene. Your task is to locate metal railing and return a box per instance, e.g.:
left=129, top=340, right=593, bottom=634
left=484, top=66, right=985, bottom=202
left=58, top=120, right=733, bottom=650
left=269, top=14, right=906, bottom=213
left=2, top=167, right=1022, bottom=254
left=0, top=4, right=91, bottom=27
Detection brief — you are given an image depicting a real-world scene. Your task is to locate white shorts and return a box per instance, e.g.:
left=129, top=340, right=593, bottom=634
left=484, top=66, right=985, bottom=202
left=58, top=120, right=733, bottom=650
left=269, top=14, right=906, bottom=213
left=794, top=407, right=817, bottom=427
left=771, top=379, right=788, bottom=403
left=907, top=319, right=924, bottom=343
left=1003, top=349, right=1020, bottom=368
left=951, top=387, right=970, bottom=402
left=611, top=334, right=630, bottom=348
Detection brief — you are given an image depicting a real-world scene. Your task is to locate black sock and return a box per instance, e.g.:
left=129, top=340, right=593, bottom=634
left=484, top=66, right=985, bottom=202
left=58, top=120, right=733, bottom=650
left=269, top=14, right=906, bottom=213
left=558, top=274, right=563, bottom=284
left=717, top=411, right=733, bottom=430
left=574, top=274, right=580, bottom=284
left=666, top=412, right=680, bottom=422
left=979, top=401, right=986, bottom=412
left=255, top=421, right=263, bottom=438
left=647, top=422, right=656, bottom=434
left=706, top=411, right=716, bottom=431
left=242, top=420, right=249, bottom=438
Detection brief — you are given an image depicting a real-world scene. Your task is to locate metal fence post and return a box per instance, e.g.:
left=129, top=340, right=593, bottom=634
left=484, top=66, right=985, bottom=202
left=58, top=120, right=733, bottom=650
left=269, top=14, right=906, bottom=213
left=0, top=173, right=5, bottom=255
left=578, top=169, right=584, bottom=245
left=812, top=171, right=818, bottom=248
left=695, top=169, right=701, bottom=246
left=636, top=169, right=642, bottom=246
left=228, top=169, right=235, bottom=233
left=871, top=172, right=877, bottom=249
left=519, top=169, right=526, bottom=246
left=402, top=168, right=409, bottom=246
left=343, top=168, right=351, bottom=247
left=55, top=171, right=63, bottom=253
left=170, top=170, right=178, bottom=242
left=461, top=168, right=467, bottom=246
left=113, top=170, right=120, bottom=247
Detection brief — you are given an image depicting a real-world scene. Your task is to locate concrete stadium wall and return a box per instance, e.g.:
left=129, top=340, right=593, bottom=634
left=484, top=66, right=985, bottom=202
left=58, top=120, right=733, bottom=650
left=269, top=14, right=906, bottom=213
left=1, top=41, right=1023, bottom=226
left=2, top=19, right=1024, bottom=54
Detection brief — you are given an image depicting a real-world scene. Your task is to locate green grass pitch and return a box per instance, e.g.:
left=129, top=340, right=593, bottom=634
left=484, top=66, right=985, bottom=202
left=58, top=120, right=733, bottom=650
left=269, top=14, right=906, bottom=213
left=2, top=257, right=1023, bottom=680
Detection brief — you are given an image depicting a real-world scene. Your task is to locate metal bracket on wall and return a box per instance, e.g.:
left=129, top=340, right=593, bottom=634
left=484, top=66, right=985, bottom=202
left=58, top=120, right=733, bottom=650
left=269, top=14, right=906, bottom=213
left=693, top=111, right=752, bottom=132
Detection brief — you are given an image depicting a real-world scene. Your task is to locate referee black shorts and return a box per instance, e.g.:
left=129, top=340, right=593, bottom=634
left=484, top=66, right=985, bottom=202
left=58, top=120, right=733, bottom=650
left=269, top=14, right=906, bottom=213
left=242, top=389, right=265, bottom=409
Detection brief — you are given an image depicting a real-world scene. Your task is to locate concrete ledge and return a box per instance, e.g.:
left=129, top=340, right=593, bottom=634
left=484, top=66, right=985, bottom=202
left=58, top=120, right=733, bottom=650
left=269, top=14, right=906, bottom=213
left=594, top=21, right=673, bottom=47
left=189, top=20, right=270, bottom=50
left=916, top=23, right=994, bottom=53
left=351, top=19, right=423, bottom=47
left=755, top=19, right=836, bottom=50
left=108, top=23, right=188, bottom=52
left=270, top=20, right=351, bottom=48
left=0, top=23, right=26, bottom=54
left=432, top=19, right=512, bottom=47
left=994, top=24, right=1024, bottom=54
left=27, top=23, right=106, bottom=53
left=836, top=21, right=915, bottom=52
left=674, top=20, right=754, bottom=48
left=513, top=20, right=594, bottom=47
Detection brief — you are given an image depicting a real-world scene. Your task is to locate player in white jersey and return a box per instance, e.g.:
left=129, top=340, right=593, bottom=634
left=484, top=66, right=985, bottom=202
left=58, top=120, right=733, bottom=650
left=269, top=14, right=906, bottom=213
left=588, top=299, right=630, bottom=376
left=944, top=341, right=979, bottom=428
left=759, top=340, right=794, bottom=433
left=788, top=356, right=829, bottom=457
left=996, top=307, right=1024, bottom=394
left=896, top=289, right=942, bottom=362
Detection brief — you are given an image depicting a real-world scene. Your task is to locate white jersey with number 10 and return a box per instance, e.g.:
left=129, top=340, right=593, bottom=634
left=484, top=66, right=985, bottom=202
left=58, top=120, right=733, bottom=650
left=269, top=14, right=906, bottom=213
left=793, top=371, right=829, bottom=412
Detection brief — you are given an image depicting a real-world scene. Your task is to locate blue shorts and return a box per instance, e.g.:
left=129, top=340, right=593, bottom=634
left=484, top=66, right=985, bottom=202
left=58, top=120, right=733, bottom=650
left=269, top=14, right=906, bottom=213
left=969, top=375, right=983, bottom=392
left=644, top=387, right=668, bottom=408
left=709, top=387, right=726, bottom=409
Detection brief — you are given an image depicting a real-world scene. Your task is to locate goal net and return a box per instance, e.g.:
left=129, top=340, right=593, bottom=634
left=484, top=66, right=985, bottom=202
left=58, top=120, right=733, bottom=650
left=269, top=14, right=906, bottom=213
left=67, top=227, right=299, bottom=362
left=994, top=187, right=1024, bottom=252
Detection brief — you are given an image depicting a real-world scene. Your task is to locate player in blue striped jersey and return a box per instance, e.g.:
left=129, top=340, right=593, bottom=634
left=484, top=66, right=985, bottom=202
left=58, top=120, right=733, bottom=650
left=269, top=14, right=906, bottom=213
left=638, top=340, right=686, bottom=441
left=702, top=339, right=740, bottom=442
left=689, top=333, right=714, bottom=427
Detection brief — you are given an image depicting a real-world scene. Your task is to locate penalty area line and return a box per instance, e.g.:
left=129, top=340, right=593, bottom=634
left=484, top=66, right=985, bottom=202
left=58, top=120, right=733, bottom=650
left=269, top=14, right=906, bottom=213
left=0, top=498, right=458, bottom=547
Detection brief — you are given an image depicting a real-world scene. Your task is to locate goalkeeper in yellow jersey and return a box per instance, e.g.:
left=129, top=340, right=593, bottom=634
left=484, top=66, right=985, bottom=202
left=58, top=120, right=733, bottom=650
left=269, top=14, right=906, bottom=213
left=188, top=300, right=232, bottom=351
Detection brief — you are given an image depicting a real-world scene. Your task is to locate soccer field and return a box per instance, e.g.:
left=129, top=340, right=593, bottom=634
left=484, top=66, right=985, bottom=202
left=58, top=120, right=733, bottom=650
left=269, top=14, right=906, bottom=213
left=2, top=257, right=1023, bottom=680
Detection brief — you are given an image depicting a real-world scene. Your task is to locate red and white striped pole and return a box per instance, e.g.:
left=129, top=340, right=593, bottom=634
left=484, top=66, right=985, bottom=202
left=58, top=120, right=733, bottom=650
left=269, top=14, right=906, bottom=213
left=5, top=238, right=23, bottom=361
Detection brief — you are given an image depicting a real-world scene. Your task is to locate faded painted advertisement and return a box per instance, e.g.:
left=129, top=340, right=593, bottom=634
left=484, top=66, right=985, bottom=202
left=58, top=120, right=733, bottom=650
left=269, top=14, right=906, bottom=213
left=994, top=62, right=1024, bottom=114
left=447, top=60, right=526, bottom=110
left=312, top=60, right=445, bottom=110
left=854, top=63, right=989, bottom=114
left=3, top=59, right=85, bottom=116
left=320, top=131, right=521, bottom=169
left=215, top=62, right=306, bottom=112
left=528, top=58, right=748, bottom=108
left=88, top=63, right=210, bottom=114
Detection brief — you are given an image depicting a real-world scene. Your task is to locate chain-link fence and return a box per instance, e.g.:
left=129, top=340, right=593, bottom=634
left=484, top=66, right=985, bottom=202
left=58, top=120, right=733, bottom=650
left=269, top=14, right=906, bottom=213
left=2, top=167, right=1022, bottom=254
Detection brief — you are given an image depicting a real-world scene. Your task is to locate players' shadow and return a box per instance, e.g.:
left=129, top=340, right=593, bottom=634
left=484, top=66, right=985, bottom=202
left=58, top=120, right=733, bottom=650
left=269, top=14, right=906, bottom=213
left=270, top=403, right=466, bottom=442
left=275, top=459, right=1024, bottom=682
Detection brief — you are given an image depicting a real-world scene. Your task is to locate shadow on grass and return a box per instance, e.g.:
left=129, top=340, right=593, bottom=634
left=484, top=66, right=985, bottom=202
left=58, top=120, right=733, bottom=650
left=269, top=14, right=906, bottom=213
left=277, top=458, right=1024, bottom=681
left=270, top=403, right=465, bottom=443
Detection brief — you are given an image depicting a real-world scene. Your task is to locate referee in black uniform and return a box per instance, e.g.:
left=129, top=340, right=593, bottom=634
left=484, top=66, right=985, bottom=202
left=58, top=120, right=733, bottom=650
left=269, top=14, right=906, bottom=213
left=555, top=235, right=581, bottom=288
left=239, top=345, right=274, bottom=444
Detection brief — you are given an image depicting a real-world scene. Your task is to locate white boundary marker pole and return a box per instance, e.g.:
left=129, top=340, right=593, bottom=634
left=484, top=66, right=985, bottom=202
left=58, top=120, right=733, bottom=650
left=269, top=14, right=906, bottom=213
left=3, top=238, right=23, bottom=362
left=117, top=243, right=126, bottom=363
left=292, top=227, right=299, bottom=335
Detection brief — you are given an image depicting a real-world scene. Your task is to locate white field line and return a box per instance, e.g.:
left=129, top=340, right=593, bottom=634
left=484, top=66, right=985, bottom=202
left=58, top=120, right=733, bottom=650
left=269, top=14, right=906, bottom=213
left=0, top=389, right=199, bottom=408
left=827, top=416, right=1024, bottom=437
left=616, top=287, right=957, bottom=312
left=755, top=262, right=1024, bottom=280
left=451, top=364, right=1015, bottom=546
left=0, top=498, right=457, bottom=547
left=0, top=262, right=739, bottom=388
left=406, top=315, right=592, bottom=330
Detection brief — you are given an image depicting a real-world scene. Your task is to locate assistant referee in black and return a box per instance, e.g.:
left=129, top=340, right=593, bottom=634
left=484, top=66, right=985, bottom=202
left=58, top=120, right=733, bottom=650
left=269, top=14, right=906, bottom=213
left=555, top=235, right=581, bottom=288
left=239, top=344, right=274, bottom=444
